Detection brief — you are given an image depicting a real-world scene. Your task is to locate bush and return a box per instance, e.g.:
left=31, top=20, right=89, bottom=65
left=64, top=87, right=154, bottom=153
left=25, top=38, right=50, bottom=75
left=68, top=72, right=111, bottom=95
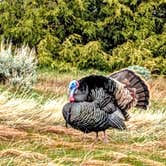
left=0, top=41, right=37, bottom=89
left=37, top=34, right=61, bottom=67
left=76, top=41, right=111, bottom=71
left=0, top=1, right=165, bottom=74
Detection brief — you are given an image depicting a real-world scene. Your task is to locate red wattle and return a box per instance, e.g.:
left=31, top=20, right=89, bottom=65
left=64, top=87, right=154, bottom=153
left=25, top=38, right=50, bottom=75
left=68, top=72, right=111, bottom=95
left=69, top=96, right=75, bottom=102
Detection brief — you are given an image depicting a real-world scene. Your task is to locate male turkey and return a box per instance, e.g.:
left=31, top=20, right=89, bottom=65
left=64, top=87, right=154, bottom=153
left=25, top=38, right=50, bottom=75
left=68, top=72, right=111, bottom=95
left=62, top=88, right=126, bottom=141
left=63, top=69, right=150, bottom=141
left=68, top=69, right=150, bottom=120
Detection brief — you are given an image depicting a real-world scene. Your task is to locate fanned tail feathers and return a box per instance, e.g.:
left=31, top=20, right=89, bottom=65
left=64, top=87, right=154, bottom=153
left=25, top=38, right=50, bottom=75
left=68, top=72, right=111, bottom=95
left=110, top=69, right=150, bottom=110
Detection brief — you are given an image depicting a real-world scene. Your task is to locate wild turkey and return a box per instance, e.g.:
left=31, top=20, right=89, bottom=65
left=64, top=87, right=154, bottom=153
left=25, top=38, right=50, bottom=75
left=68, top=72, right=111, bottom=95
left=68, top=69, right=150, bottom=120
left=64, top=69, right=150, bottom=141
left=63, top=88, right=126, bottom=141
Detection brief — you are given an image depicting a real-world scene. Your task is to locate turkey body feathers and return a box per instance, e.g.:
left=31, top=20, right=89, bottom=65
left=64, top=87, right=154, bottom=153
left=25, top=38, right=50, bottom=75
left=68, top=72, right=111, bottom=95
left=72, top=75, right=134, bottom=119
left=62, top=100, right=126, bottom=134
left=73, top=75, right=119, bottom=105
left=78, top=75, right=118, bottom=98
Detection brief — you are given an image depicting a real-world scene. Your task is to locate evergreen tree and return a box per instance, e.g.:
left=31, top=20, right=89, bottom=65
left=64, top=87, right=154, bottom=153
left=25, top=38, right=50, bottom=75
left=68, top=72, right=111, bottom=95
left=0, top=0, right=165, bottom=74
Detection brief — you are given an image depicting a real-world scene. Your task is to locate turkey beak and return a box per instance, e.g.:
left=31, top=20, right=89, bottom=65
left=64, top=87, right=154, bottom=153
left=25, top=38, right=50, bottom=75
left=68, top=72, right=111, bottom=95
left=69, top=88, right=75, bottom=102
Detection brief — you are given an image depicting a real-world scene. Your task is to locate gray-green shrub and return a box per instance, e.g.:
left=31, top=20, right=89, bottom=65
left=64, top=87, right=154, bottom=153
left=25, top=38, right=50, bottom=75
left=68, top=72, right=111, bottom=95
left=0, top=42, right=37, bottom=89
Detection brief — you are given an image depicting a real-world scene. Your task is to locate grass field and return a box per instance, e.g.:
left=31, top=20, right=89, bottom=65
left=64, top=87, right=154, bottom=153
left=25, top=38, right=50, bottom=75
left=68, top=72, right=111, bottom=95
left=0, top=71, right=166, bottom=166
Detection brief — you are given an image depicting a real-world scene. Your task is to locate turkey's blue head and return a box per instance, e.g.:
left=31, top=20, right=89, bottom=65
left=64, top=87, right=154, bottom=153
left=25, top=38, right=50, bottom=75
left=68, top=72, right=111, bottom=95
left=68, top=80, right=79, bottom=102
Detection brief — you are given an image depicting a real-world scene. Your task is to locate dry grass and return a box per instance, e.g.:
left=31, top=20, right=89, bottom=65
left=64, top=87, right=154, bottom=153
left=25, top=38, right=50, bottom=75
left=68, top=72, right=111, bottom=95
left=0, top=74, right=165, bottom=166
left=0, top=91, right=66, bottom=128
left=148, top=76, right=166, bottom=105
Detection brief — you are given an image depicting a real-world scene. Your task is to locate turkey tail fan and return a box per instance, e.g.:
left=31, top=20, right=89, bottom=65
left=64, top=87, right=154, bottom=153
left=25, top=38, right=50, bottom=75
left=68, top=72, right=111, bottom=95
left=109, top=69, right=150, bottom=110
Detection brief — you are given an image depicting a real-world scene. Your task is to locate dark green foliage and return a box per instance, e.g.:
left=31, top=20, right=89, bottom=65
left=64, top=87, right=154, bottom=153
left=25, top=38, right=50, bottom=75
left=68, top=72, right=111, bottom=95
left=0, top=0, right=165, bottom=74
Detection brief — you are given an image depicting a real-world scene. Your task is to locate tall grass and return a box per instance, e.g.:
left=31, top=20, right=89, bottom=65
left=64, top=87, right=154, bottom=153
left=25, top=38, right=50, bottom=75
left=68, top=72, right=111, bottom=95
left=0, top=89, right=66, bottom=129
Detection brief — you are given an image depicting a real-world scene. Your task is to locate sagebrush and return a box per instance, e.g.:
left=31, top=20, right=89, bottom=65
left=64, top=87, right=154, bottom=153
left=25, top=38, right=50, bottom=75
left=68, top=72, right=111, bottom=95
left=0, top=41, right=37, bottom=89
